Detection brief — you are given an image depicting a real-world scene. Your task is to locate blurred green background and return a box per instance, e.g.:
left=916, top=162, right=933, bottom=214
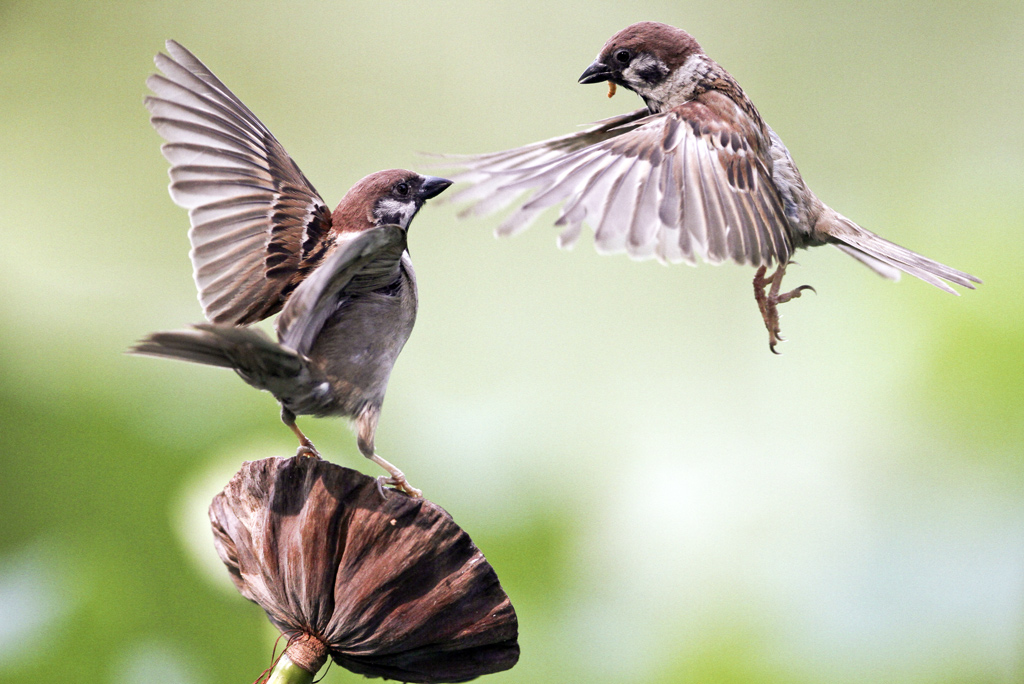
left=2, top=1, right=1022, bottom=682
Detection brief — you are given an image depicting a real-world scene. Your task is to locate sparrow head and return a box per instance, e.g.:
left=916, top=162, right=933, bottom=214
left=332, top=170, right=452, bottom=233
left=579, top=22, right=704, bottom=110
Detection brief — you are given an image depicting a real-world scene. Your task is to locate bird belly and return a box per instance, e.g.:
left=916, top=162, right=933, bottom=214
left=300, top=289, right=416, bottom=419
left=765, top=126, right=823, bottom=246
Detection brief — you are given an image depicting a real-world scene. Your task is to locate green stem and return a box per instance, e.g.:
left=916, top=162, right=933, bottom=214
left=265, top=654, right=314, bottom=684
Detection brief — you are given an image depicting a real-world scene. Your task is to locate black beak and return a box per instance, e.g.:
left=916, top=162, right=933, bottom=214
left=417, top=176, right=452, bottom=201
left=578, top=59, right=613, bottom=84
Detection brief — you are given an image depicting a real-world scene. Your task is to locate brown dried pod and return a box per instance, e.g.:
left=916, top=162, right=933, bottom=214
left=209, top=456, right=519, bottom=683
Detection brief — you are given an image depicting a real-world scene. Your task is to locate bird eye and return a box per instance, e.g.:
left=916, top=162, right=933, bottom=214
left=394, top=182, right=410, bottom=197
left=614, top=49, right=632, bottom=65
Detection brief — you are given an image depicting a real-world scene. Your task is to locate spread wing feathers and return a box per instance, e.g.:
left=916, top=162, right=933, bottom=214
left=146, top=39, right=333, bottom=326
left=444, top=104, right=794, bottom=267
left=443, top=108, right=650, bottom=224
left=277, top=226, right=408, bottom=357
left=825, top=216, right=981, bottom=294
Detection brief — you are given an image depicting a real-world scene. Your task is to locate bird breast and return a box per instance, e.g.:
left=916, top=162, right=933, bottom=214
left=301, top=263, right=417, bottom=417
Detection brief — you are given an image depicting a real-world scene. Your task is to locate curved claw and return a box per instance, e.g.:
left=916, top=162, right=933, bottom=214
left=296, top=444, right=321, bottom=459
left=753, top=263, right=816, bottom=354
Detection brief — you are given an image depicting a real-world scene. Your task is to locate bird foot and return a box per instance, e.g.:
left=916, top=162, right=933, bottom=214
left=753, top=264, right=815, bottom=354
left=375, top=475, right=423, bottom=500
left=285, top=413, right=321, bottom=459
left=369, top=452, right=422, bottom=499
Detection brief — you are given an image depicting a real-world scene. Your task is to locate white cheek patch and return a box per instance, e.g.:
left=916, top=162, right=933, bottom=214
left=374, top=198, right=418, bottom=228
left=625, top=54, right=663, bottom=83
left=622, top=54, right=672, bottom=110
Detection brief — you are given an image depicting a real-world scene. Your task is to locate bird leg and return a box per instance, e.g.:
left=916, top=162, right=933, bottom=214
left=753, top=263, right=815, bottom=354
left=357, top=406, right=422, bottom=498
left=282, top=407, right=320, bottom=459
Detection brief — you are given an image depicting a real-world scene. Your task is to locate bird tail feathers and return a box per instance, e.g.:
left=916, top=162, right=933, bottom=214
left=129, top=323, right=303, bottom=387
left=823, top=213, right=980, bottom=294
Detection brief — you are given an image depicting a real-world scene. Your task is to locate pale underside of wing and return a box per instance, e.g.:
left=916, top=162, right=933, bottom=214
left=146, top=40, right=332, bottom=325
left=277, top=226, right=408, bottom=357
left=445, top=105, right=795, bottom=268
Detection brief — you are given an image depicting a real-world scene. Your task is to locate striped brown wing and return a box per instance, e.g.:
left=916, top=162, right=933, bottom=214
left=146, top=40, right=333, bottom=325
left=445, top=95, right=794, bottom=267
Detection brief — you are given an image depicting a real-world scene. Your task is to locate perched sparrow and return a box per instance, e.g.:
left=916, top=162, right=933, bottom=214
left=133, top=41, right=451, bottom=496
left=444, top=22, right=980, bottom=351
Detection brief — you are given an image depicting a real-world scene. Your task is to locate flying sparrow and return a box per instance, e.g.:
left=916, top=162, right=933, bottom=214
left=134, top=41, right=451, bottom=496
left=443, top=22, right=979, bottom=351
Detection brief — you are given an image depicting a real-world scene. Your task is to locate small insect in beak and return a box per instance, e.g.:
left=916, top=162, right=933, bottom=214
left=607, top=82, right=617, bottom=98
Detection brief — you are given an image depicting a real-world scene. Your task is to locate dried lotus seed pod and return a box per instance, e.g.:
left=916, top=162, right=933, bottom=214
left=209, top=456, right=519, bottom=683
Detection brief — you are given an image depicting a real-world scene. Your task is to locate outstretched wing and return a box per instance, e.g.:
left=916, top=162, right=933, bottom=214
left=146, top=40, right=333, bottom=325
left=277, top=226, right=408, bottom=357
left=445, top=92, right=795, bottom=267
